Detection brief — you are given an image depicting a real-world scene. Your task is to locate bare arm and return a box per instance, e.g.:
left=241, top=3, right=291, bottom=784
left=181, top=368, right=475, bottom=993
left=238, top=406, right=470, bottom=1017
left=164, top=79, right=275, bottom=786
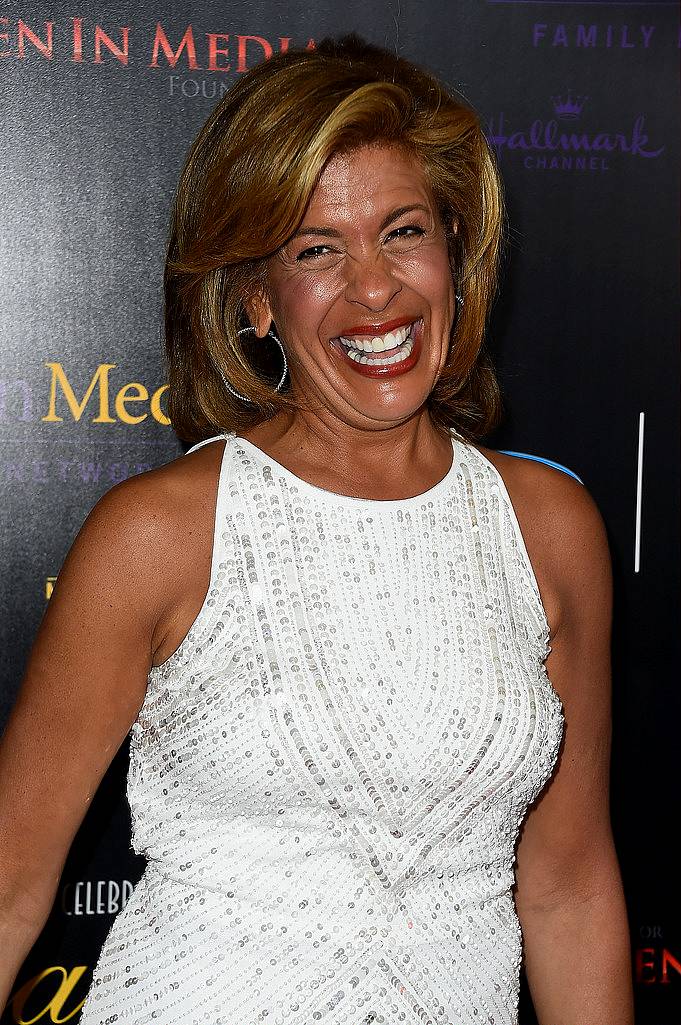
left=0, top=473, right=178, bottom=1003
left=513, top=469, right=634, bottom=1023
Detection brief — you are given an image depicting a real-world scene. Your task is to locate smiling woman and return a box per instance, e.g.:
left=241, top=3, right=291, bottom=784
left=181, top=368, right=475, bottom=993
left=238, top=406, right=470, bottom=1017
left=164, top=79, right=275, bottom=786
left=163, top=34, right=504, bottom=446
left=252, top=145, right=459, bottom=412
left=0, top=29, right=633, bottom=1025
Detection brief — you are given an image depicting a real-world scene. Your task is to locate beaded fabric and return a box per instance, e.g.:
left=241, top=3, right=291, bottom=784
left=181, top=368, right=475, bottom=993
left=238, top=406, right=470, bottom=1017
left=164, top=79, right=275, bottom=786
left=79, top=429, right=565, bottom=1025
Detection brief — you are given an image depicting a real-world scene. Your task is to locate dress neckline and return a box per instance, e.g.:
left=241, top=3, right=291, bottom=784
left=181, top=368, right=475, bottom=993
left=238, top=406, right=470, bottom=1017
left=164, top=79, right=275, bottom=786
left=229, top=430, right=460, bottom=510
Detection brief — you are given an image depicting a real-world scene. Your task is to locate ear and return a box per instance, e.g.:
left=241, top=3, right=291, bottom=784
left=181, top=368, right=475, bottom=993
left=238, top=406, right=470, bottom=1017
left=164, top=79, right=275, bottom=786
left=242, top=287, right=274, bottom=338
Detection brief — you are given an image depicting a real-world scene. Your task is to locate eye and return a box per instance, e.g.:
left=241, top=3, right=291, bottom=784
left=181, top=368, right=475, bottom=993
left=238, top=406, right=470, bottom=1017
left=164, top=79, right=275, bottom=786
left=386, top=224, right=426, bottom=241
left=296, top=245, right=335, bottom=261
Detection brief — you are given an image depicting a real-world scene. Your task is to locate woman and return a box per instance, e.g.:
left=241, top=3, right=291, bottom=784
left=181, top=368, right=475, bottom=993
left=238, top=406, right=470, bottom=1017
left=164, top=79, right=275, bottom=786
left=0, top=34, right=633, bottom=1025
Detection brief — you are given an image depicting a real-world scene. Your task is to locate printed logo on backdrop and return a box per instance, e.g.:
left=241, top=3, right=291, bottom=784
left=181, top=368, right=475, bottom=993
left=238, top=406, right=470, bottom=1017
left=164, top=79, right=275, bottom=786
left=0, top=365, right=168, bottom=486
left=0, top=17, right=316, bottom=98
left=485, top=0, right=678, bottom=52
left=61, top=878, right=134, bottom=916
left=6, top=883, right=133, bottom=1024
left=486, top=90, right=665, bottom=173
left=635, top=924, right=681, bottom=985
left=42, top=363, right=170, bottom=426
left=0, top=363, right=168, bottom=427
left=8, top=967, right=89, bottom=1024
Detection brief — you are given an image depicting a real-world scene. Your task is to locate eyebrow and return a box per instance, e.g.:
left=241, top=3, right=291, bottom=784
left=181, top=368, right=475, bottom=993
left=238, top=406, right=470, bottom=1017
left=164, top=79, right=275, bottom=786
left=290, top=203, right=432, bottom=241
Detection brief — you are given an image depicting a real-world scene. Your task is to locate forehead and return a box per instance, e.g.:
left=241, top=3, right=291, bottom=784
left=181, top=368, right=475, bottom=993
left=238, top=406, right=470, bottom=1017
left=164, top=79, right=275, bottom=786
left=304, top=143, right=434, bottom=221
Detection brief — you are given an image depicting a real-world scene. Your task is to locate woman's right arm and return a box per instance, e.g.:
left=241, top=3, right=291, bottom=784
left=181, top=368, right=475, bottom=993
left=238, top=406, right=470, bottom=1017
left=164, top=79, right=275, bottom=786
left=0, top=473, right=176, bottom=1004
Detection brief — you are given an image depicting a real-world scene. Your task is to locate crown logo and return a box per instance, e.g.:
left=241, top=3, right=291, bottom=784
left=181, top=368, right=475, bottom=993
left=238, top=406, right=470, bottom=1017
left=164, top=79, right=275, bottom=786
left=551, top=90, right=588, bottom=120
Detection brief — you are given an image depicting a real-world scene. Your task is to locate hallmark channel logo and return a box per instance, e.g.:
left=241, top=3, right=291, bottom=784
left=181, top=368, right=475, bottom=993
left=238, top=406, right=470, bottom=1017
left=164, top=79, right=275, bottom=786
left=486, top=90, right=665, bottom=173
left=550, top=90, right=586, bottom=120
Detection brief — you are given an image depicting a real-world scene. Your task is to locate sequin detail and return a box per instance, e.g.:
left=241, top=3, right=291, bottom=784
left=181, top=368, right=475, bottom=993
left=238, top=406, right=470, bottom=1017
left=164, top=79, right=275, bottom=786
left=80, top=430, right=565, bottom=1025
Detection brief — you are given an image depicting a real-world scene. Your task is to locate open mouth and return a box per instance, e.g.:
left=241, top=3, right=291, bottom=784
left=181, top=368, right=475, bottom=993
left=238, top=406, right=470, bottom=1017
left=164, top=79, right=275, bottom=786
left=332, top=319, right=422, bottom=367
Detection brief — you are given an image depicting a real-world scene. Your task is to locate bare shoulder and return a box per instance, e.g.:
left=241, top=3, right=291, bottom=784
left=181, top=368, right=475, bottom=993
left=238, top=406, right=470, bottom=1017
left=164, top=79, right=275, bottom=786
left=471, top=444, right=612, bottom=638
left=117, top=437, right=226, bottom=520
left=82, top=438, right=226, bottom=563
left=62, top=437, right=228, bottom=662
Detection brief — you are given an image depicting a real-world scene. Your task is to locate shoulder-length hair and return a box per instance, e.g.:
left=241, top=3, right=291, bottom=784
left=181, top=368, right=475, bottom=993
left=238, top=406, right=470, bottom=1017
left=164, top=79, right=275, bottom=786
left=164, top=33, right=506, bottom=444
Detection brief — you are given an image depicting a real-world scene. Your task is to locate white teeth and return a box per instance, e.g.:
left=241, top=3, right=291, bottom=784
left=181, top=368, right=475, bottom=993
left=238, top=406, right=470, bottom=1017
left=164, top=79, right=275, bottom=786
left=340, top=321, right=415, bottom=354
left=347, top=337, right=414, bottom=366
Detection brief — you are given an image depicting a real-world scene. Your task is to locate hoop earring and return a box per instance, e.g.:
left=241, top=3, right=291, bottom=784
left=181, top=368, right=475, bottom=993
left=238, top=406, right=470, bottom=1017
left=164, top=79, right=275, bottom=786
left=446, top=292, right=464, bottom=353
left=220, top=325, right=289, bottom=404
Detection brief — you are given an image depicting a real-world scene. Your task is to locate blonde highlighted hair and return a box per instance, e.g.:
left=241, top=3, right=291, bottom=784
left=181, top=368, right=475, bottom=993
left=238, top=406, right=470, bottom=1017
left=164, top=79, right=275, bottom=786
left=164, top=33, right=506, bottom=443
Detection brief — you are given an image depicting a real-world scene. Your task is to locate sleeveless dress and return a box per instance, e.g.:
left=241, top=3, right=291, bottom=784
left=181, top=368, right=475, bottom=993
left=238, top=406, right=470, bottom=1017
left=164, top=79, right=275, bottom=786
left=79, top=429, right=565, bottom=1025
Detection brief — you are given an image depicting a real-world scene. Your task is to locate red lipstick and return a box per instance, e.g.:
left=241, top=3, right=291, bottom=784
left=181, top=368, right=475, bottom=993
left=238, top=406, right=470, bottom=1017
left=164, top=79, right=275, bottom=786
left=335, top=315, right=418, bottom=338
left=329, top=318, right=424, bottom=379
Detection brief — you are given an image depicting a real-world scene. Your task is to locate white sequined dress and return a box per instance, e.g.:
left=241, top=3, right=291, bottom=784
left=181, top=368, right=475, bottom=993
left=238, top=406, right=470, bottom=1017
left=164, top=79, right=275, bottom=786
left=80, top=429, right=564, bottom=1025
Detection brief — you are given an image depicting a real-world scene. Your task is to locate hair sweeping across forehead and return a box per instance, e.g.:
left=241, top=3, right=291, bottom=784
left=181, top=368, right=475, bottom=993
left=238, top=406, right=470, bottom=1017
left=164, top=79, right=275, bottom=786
left=164, top=33, right=506, bottom=444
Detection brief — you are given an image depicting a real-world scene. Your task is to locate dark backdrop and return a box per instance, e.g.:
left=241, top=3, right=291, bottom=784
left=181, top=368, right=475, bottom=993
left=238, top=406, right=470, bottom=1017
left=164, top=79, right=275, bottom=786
left=1, top=2, right=678, bottom=1022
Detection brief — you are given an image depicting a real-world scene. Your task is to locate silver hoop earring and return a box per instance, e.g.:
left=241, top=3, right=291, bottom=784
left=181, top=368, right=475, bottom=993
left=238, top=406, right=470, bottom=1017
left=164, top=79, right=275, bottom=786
left=220, top=325, right=289, bottom=404
left=447, top=292, right=464, bottom=352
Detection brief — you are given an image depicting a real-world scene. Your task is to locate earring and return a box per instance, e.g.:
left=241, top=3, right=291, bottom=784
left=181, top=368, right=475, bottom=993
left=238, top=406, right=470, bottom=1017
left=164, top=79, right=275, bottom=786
left=455, top=293, right=464, bottom=306
left=220, top=325, right=289, bottom=404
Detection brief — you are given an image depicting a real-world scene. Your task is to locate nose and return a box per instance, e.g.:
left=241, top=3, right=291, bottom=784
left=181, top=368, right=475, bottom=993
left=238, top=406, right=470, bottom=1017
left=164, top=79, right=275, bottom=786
left=343, top=249, right=402, bottom=311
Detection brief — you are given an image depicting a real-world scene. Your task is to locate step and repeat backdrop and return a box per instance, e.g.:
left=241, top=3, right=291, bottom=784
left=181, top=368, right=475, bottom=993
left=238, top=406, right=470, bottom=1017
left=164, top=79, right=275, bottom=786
left=1, top=1, right=678, bottom=1022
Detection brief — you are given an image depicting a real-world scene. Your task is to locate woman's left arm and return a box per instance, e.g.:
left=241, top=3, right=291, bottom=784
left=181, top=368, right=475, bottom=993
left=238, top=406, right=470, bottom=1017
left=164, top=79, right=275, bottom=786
left=513, top=471, right=635, bottom=1025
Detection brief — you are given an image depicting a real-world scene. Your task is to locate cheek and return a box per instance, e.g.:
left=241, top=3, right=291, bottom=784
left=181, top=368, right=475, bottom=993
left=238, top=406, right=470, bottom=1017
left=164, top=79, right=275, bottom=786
left=397, top=248, right=454, bottom=306
left=272, top=272, right=341, bottom=329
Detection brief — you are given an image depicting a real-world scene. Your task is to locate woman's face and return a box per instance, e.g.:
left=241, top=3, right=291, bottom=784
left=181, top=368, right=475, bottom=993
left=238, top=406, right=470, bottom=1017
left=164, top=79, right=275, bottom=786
left=249, top=142, right=458, bottom=434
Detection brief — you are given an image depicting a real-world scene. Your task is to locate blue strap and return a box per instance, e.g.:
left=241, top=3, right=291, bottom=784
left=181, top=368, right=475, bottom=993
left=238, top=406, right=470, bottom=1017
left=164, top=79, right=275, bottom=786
left=497, top=450, right=584, bottom=485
